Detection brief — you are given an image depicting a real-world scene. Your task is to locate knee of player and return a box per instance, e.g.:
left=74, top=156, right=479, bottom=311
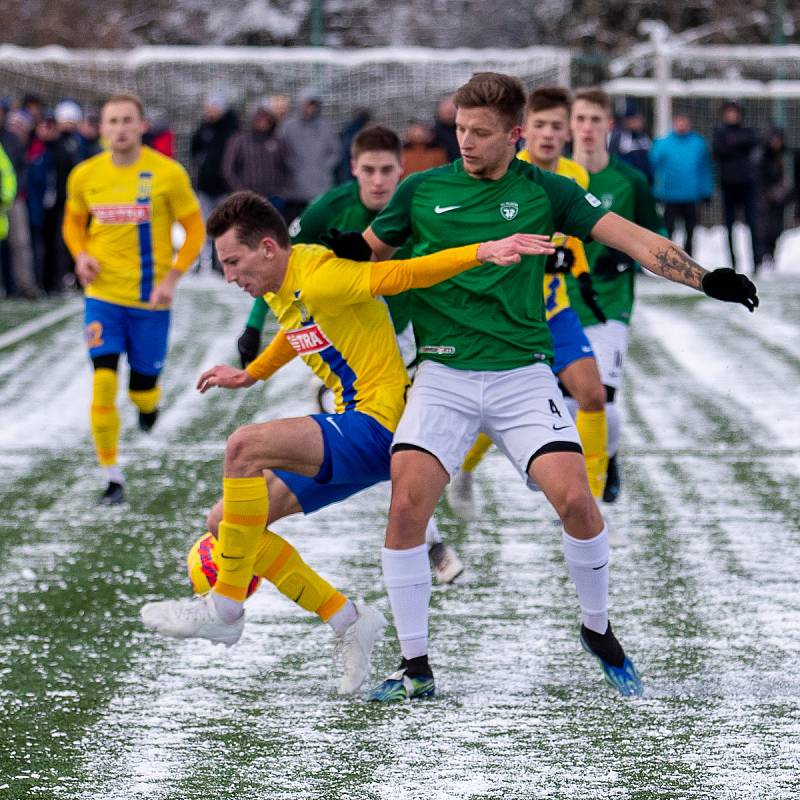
left=580, top=386, right=607, bottom=412
left=224, top=425, right=261, bottom=475
left=387, top=487, right=431, bottom=530
left=557, top=482, right=598, bottom=524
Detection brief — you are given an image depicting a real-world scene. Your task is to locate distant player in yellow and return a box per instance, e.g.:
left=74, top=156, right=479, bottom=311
left=139, top=190, right=555, bottom=694
left=63, top=93, right=204, bottom=505
left=449, top=86, right=611, bottom=508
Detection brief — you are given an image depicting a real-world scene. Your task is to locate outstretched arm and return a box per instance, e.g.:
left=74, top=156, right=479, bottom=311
left=590, top=212, right=759, bottom=311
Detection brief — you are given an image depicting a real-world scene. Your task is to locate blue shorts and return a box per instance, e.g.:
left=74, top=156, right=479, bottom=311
left=549, top=307, right=595, bottom=375
left=272, top=411, right=393, bottom=514
left=84, top=297, right=171, bottom=375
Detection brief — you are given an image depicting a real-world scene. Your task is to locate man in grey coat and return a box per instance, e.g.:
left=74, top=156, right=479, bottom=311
left=278, top=89, right=340, bottom=225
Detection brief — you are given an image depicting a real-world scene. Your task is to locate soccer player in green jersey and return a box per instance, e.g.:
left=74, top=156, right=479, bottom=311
left=360, top=72, right=758, bottom=701
left=234, top=125, right=463, bottom=584
left=567, top=87, right=666, bottom=503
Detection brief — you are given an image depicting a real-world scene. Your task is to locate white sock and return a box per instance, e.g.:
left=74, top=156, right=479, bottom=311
left=606, top=402, right=621, bottom=458
left=211, top=591, right=244, bottom=623
left=424, top=517, right=442, bottom=548
left=381, top=544, right=431, bottom=660
left=104, top=465, right=124, bottom=485
left=562, top=525, right=609, bottom=634
left=328, top=598, right=358, bottom=636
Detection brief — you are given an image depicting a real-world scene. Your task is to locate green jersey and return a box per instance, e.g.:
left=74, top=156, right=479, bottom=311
left=246, top=181, right=412, bottom=333
left=567, top=156, right=664, bottom=327
left=370, top=158, right=608, bottom=371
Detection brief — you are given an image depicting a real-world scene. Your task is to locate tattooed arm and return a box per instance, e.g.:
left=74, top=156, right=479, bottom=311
left=589, top=212, right=705, bottom=289
left=589, top=212, right=759, bottom=311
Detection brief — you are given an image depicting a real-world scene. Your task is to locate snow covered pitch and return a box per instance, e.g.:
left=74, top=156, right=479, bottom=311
left=1, top=226, right=799, bottom=798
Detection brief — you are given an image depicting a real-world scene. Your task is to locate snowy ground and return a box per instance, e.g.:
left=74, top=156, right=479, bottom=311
left=1, top=229, right=799, bottom=799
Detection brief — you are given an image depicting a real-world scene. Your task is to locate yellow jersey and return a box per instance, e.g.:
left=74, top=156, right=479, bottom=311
left=517, top=151, right=590, bottom=320
left=65, top=146, right=200, bottom=309
left=264, top=244, right=411, bottom=431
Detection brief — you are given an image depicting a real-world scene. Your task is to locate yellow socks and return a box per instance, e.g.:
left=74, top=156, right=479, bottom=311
left=575, top=409, right=608, bottom=499
left=214, top=477, right=269, bottom=602
left=128, top=385, right=161, bottom=413
left=90, top=368, right=120, bottom=467
left=461, top=432, right=493, bottom=473
left=254, top=530, right=347, bottom=621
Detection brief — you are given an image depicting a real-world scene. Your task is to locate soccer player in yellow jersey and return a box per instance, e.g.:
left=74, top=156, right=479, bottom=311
left=139, top=190, right=555, bottom=693
left=63, top=94, right=204, bottom=505
left=450, top=86, right=611, bottom=502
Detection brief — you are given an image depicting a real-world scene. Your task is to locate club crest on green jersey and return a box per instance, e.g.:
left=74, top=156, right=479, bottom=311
left=500, top=201, right=519, bottom=220
left=601, top=194, right=614, bottom=209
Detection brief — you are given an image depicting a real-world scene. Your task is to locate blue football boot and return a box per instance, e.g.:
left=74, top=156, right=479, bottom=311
left=369, top=657, right=435, bottom=702
left=580, top=623, right=643, bottom=697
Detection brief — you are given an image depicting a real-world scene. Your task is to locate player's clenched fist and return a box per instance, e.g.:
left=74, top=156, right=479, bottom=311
left=75, top=252, right=101, bottom=287
left=197, top=364, right=256, bottom=393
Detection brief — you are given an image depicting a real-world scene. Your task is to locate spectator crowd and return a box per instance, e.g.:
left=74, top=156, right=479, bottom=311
left=0, top=88, right=796, bottom=299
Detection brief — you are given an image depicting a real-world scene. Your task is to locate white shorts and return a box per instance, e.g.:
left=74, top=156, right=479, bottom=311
left=393, top=360, right=581, bottom=487
left=583, top=320, right=630, bottom=390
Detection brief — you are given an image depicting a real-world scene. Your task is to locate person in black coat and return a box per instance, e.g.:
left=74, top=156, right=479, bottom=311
left=190, top=95, right=239, bottom=272
left=757, top=126, right=790, bottom=273
left=712, top=101, right=762, bottom=271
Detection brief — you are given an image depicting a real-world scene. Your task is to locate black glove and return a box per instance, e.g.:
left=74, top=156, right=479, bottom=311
left=237, top=325, right=261, bottom=368
left=701, top=268, right=759, bottom=312
left=544, top=246, right=575, bottom=274
left=319, top=228, right=373, bottom=261
left=577, top=272, right=607, bottom=324
left=593, top=249, right=636, bottom=277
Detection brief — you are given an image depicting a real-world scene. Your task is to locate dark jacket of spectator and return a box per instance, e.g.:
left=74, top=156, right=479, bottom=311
left=712, top=120, right=760, bottom=186
left=190, top=108, right=239, bottom=196
left=222, top=109, right=288, bottom=199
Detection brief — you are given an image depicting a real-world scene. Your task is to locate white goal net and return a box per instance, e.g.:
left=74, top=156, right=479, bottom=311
left=0, top=44, right=571, bottom=161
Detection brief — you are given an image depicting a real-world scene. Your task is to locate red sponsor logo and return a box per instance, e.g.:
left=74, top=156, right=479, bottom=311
left=91, top=204, right=151, bottom=224
left=285, top=323, right=331, bottom=355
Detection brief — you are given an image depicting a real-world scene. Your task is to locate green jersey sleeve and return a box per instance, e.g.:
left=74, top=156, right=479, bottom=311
left=632, top=170, right=667, bottom=234
left=537, top=168, right=608, bottom=241
left=370, top=171, right=429, bottom=249
left=289, top=197, right=333, bottom=244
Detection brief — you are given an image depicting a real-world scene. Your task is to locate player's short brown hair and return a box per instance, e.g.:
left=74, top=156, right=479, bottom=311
left=572, top=87, right=613, bottom=115
left=206, top=191, right=289, bottom=249
left=526, top=86, right=572, bottom=116
left=351, top=124, right=402, bottom=161
left=102, top=93, right=145, bottom=118
left=453, top=72, right=526, bottom=129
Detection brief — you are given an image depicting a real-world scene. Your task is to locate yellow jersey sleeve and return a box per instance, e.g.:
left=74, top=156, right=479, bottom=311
left=166, top=162, right=201, bottom=220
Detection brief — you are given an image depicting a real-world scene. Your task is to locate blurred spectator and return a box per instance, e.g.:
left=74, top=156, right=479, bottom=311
left=402, top=120, right=448, bottom=175
left=335, top=108, right=372, bottom=184
left=0, top=141, right=18, bottom=297
left=278, top=88, right=340, bottom=224
left=222, top=104, right=288, bottom=209
left=21, top=93, right=44, bottom=125
left=143, top=110, right=174, bottom=158
left=27, top=111, right=79, bottom=293
left=609, top=99, right=653, bottom=183
left=190, top=94, right=239, bottom=271
left=650, top=113, right=712, bottom=257
left=757, top=125, right=790, bottom=274
left=712, top=100, right=761, bottom=271
left=268, top=94, right=291, bottom=124
left=432, top=95, right=459, bottom=161
left=3, top=110, right=38, bottom=297
left=78, top=110, right=103, bottom=160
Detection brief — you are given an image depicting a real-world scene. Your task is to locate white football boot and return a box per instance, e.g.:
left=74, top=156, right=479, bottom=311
left=140, top=593, right=244, bottom=647
left=335, top=602, right=387, bottom=694
left=446, top=469, right=474, bottom=520
left=428, top=542, right=465, bottom=584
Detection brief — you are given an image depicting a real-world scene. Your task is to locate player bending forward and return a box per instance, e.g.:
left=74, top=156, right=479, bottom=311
left=140, top=190, right=556, bottom=695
